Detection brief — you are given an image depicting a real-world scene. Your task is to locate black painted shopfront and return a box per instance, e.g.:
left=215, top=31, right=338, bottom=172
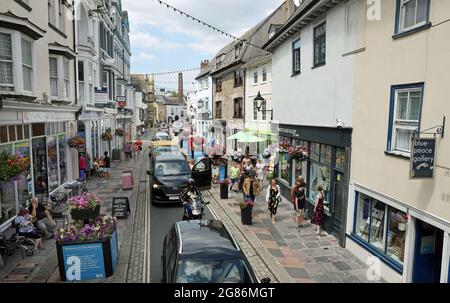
left=275, top=124, right=352, bottom=246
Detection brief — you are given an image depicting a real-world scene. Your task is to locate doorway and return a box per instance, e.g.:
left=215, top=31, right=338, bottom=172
left=412, top=220, right=444, bottom=283
left=331, top=172, right=344, bottom=240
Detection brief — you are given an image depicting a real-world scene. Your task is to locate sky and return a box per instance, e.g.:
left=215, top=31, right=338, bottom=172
left=123, top=0, right=287, bottom=92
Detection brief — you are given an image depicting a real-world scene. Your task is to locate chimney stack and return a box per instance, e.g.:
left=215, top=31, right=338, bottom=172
left=178, top=72, right=183, bottom=102
left=200, top=59, right=209, bottom=72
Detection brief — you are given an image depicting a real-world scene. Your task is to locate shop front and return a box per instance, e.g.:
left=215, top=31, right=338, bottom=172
left=347, top=183, right=450, bottom=283
left=275, top=124, right=352, bottom=246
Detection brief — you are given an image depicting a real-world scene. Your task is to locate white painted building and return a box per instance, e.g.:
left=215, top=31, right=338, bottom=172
left=264, top=0, right=359, bottom=246
left=193, top=60, right=213, bottom=141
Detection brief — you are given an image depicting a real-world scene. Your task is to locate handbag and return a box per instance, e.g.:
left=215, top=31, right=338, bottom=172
left=276, top=196, right=282, bottom=204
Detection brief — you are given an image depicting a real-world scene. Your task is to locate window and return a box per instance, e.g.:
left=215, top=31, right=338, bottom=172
left=388, top=84, right=423, bottom=154
left=63, top=59, right=69, bottom=98
left=21, top=39, right=33, bottom=92
left=215, top=54, right=224, bottom=68
left=234, top=69, right=243, bottom=87
left=262, top=66, right=267, bottom=82
left=58, top=0, right=66, bottom=33
left=353, top=192, right=406, bottom=267
left=279, top=152, right=290, bottom=184
left=253, top=101, right=258, bottom=120
left=49, top=57, right=59, bottom=97
left=48, top=0, right=56, bottom=25
left=0, top=33, right=14, bottom=92
left=293, top=140, right=308, bottom=185
left=313, top=23, right=326, bottom=66
left=88, top=62, right=93, bottom=102
left=233, top=98, right=243, bottom=118
left=309, top=162, right=331, bottom=204
left=253, top=70, right=258, bottom=84
left=335, top=147, right=345, bottom=171
left=292, top=39, right=301, bottom=74
left=215, top=78, right=222, bottom=92
left=234, top=43, right=242, bottom=59
left=78, top=61, right=85, bottom=101
left=215, top=101, right=222, bottom=118
left=396, top=0, right=429, bottom=33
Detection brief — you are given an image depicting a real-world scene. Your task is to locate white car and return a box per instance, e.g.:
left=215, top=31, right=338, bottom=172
left=171, top=121, right=184, bottom=134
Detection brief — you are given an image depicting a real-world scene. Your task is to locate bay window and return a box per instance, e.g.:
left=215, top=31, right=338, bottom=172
left=0, top=30, right=35, bottom=95
left=49, top=57, right=59, bottom=97
left=78, top=61, right=85, bottom=101
left=63, top=58, right=69, bottom=98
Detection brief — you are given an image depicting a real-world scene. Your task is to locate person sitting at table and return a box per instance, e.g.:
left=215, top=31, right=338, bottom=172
left=93, top=157, right=104, bottom=177
left=15, top=208, right=44, bottom=253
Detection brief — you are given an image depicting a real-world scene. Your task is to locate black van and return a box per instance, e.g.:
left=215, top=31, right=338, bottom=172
left=148, top=152, right=212, bottom=204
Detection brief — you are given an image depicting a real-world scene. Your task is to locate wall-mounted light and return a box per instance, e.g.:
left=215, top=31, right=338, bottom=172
left=254, top=91, right=273, bottom=120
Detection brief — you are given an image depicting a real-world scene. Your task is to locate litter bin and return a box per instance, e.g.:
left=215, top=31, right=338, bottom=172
left=121, top=171, right=134, bottom=190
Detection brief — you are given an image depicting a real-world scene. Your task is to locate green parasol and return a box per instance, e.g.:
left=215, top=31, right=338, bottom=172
left=227, top=131, right=265, bottom=143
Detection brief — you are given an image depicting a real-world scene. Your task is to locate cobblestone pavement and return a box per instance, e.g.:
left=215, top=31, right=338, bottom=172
left=206, top=181, right=385, bottom=283
left=0, top=139, right=150, bottom=283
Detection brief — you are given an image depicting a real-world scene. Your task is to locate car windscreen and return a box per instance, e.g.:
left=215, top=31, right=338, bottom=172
left=154, top=160, right=189, bottom=177
left=153, top=146, right=175, bottom=152
left=156, top=135, right=170, bottom=141
left=175, top=259, right=255, bottom=283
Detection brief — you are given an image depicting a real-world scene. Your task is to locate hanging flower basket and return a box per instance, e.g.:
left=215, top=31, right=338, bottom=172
left=67, top=135, right=86, bottom=149
left=288, top=146, right=309, bottom=161
left=0, top=151, right=29, bottom=181
left=101, top=131, right=113, bottom=141
left=115, top=128, right=124, bottom=136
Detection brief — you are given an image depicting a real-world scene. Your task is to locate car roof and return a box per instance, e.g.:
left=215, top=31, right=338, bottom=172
left=156, top=132, right=170, bottom=136
left=175, top=220, right=242, bottom=259
left=154, top=151, right=186, bottom=162
left=151, top=140, right=177, bottom=147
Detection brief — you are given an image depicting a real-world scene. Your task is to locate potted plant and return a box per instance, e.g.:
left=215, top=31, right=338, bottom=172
left=68, top=193, right=101, bottom=222
left=392, top=212, right=409, bottom=231
left=54, top=215, right=119, bottom=281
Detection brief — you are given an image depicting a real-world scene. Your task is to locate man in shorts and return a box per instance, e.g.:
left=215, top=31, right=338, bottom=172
left=103, top=151, right=111, bottom=183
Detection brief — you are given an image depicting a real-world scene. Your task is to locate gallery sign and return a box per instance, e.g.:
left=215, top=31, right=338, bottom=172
left=410, top=137, right=436, bottom=179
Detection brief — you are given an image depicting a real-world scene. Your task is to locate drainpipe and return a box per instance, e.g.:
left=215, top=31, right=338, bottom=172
left=73, top=0, right=78, bottom=107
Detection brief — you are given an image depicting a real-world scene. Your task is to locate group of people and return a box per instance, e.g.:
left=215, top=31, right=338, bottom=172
left=93, top=151, right=111, bottom=183
left=14, top=197, right=57, bottom=253
left=123, top=137, right=143, bottom=161
left=228, top=152, right=325, bottom=234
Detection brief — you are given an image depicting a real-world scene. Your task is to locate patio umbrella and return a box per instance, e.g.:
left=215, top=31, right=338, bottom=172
left=227, top=131, right=265, bottom=143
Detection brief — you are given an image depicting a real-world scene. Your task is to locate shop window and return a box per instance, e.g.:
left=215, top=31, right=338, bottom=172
left=279, top=152, right=290, bottom=184
left=320, top=144, right=332, bottom=166
left=310, top=142, right=320, bottom=161
left=8, top=125, right=16, bottom=142
left=32, top=123, right=45, bottom=137
left=0, top=143, right=13, bottom=154
left=0, top=181, right=16, bottom=226
left=335, top=148, right=345, bottom=170
left=24, top=125, right=30, bottom=139
left=0, top=126, right=8, bottom=143
left=15, top=141, right=32, bottom=209
left=16, top=125, right=23, bottom=141
left=309, top=163, right=331, bottom=204
left=47, top=136, right=59, bottom=192
left=58, top=134, right=67, bottom=184
left=353, top=191, right=407, bottom=267
left=387, top=207, right=407, bottom=264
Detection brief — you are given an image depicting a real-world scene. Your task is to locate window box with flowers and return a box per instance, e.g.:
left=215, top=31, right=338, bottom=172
left=55, top=215, right=119, bottom=281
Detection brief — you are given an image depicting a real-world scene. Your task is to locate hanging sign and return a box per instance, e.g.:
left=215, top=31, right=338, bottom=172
left=95, top=87, right=108, bottom=104
left=410, top=137, right=436, bottom=179
left=117, top=96, right=127, bottom=108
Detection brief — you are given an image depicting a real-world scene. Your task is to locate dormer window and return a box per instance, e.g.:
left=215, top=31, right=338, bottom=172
left=234, top=43, right=242, bottom=59
left=216, top=54, right=225, bottom=68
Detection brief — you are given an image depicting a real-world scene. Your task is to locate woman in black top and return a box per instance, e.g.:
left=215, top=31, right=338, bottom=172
left=295, top=181, right=306, bottom=228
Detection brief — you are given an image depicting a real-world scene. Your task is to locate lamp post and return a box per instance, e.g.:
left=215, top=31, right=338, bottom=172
left=254, top=91, right=273, bottom=155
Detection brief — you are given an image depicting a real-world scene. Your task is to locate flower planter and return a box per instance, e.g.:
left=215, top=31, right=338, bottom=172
left=70, top=205, right=100, bottom=221
left=241, top=206, right=252, bottom=225
left=56, top=229, right=119, bottom=281
left=398, top=222, right=406, bottom=231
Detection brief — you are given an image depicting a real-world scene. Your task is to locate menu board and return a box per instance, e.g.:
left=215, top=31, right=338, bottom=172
left=112, top=197, right=130, bottom=219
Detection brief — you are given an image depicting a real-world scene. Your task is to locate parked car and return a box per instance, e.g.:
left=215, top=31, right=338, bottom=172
left=171, top=121, right=184, bottom=135
left=148, top=153, right=212, bottom=204
left=161, top=219, right=269, bottom=283
left=159, top=122, right=169, bottom=132
left=154, top=132, right=171, bottom=141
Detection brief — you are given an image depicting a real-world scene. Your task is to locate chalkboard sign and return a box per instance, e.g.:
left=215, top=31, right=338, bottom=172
left=112, top=197, right=130, bottom=219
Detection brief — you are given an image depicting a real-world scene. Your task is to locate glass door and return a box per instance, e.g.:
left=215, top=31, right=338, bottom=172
left=32, top=137, right=48, bottom=201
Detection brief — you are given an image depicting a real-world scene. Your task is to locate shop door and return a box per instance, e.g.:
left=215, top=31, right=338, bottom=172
left=412, top=220, right=444, bottom=283
left=32, top=137, right=48, bottom=200
left=331, top=172, right=344, bottom=241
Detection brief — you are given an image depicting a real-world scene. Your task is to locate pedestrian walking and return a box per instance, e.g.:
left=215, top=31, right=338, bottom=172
left=124, top=141, right=133, bottom=160
left=136, top=137, right=143, bottom=158
left=294, top=180, right=307, bottom=229
left=132, top=141, right=139, bottom=161
left=291, top=176, right=304, bottom=205
left=103, top=151, right=111, bottom=183
left=266, top=179, right=281, bottom=224
left=241, top=171, right=261, bottom=225
left=255, top=159, right=265, bottom=192
left=229, top=161, right=240, bottom=193
left=79, top=152, right=87, bottom=181
left=311, top=185, right=325, bottom=235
